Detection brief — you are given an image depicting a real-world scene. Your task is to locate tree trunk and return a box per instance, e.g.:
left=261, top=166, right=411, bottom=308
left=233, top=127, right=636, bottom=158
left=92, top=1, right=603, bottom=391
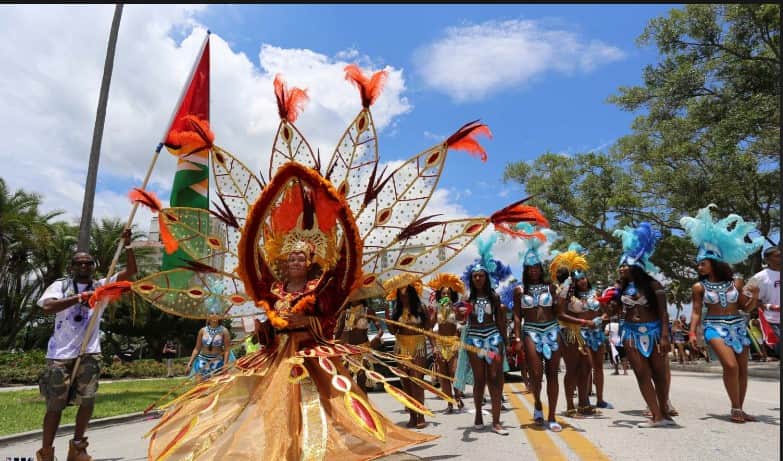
left=78, top=4, right=124, bottom=251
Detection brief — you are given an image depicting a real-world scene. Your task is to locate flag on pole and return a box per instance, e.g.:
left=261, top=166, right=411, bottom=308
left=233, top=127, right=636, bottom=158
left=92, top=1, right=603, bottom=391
left=161, top=32, right=211, bottom=272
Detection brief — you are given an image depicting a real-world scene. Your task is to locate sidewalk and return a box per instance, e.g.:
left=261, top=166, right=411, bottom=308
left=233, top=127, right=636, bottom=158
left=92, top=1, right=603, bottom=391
left=669, top=360, right=780, bottom=379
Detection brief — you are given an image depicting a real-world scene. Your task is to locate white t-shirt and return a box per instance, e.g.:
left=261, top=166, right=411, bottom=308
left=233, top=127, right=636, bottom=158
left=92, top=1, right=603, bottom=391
left=605, top=321, right=621, bottom=346
left=750, top=268, right=780, bottom=324
left=37, top=275, right=117, bottom=359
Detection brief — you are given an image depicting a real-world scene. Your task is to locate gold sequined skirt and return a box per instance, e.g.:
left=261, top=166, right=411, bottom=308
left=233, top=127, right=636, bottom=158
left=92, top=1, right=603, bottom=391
left=394, top=334, right=427, bottom=360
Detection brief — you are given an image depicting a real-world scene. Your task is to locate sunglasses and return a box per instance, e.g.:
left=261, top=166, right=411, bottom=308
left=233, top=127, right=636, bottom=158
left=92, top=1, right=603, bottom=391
left=72, top=260, right=95, bottom=267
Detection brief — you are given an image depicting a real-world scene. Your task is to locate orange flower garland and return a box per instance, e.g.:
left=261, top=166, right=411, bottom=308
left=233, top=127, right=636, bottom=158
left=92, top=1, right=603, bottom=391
left=257, top=295, right=317, bottom=329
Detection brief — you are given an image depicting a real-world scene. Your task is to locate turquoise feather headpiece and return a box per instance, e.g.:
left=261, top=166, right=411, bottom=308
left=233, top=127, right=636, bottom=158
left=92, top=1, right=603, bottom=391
left=516, top=223, right=559, bottom=267
left=462, top=233, right=513, bottom=289
left=613, top=222, right=661, bottom=274
left=680, top=204, right=764, bottom=264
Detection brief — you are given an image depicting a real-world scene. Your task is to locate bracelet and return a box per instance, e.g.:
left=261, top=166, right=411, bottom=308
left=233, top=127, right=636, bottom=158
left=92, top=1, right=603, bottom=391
left=688, top=332, right=697, bottom=338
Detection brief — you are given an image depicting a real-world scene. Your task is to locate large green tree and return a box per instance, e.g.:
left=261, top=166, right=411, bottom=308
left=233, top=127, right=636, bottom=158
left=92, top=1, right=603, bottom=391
left=608, top=4, right=779, bottom=265
left=504, top=4, right=779, bottom=285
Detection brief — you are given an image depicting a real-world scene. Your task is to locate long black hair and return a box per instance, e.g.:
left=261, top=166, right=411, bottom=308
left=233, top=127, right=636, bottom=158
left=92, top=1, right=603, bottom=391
left=621, top=265, right=658, bottom=310
left=391, top=285, right=425, bottom=322
left=468, top=270, right=502, bottom=314
left=698, top=258, right=734, bottom=283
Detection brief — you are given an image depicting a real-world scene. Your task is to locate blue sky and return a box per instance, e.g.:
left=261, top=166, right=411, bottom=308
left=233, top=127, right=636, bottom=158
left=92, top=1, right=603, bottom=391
left=3, top=4, right=726, bottom=300
left=191, top=4, right=677, bottom=217
left=0, top=4, right=679, bottom=221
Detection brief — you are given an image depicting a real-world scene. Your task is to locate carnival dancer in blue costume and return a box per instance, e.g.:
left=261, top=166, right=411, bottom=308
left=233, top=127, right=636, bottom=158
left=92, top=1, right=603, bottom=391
left=186, top=294, right=236, bottom=381
left=511, top=224, right=566, bottom=431
left=453, top=234, right=513, bottom=435
left=613, top=222, right=676, bottom=428
left=681, top=205, right=763, bottom=423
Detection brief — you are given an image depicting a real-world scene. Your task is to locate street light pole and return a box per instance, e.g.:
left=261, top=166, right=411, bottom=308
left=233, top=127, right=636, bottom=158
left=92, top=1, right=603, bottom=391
left=77, top=4, right=123, bottom=252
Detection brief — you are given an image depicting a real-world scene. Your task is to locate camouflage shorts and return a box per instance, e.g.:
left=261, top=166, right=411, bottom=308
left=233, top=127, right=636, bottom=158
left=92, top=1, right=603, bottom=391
left=38, top=355, right=100, bottom=411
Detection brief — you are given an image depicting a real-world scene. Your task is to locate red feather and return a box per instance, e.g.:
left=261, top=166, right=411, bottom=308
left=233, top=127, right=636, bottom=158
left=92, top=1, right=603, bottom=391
left=128, top=188, right=162, bottom=213
left=128, top=189, right=178, bottom=254
left=344, top=64, right=388, bottom=108
left=159, top=214, right=179, bottom=255
left=89, top=281, right=133, bottom=309
left=489, top=198, right=550, bottom=239
left=165, top=115, right=214, bottom=158
left=444, top=120, right=493, bottom=162
left=274, top=74, right=309, bottom=123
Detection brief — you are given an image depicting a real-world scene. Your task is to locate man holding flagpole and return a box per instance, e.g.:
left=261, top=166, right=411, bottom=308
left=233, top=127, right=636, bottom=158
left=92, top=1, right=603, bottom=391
left=35, top=230, right=136, bottom=461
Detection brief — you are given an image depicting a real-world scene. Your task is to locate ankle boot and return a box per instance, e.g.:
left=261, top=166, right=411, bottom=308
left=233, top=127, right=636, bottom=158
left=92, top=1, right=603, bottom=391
left=35, top=446, right=55, bottom=461
left=67, top=437, right=93, bottom=461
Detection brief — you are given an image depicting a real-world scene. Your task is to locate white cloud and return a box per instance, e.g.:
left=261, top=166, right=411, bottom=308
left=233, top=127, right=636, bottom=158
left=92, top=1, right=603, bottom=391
left=413, top=19, right=625, bottom=102
left=0, top=5, right=414, bottom=234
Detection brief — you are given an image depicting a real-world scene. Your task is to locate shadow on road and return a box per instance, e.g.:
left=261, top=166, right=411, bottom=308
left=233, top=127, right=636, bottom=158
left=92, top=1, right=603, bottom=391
left=700, top=412, right=780, bottom=426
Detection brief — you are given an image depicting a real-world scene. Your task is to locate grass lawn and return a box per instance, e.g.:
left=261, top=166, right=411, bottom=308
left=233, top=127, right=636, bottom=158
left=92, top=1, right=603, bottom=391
left=0, top=378, right=187, bottom=436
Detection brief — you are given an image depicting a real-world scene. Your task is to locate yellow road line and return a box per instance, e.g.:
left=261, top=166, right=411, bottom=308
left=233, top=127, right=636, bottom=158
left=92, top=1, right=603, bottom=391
left=504, top=383, right=566, bottom=461
left=514, top=383, right=611, bottom=461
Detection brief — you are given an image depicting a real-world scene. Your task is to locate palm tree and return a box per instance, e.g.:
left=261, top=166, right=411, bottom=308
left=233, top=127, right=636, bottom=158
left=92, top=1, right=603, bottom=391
left=0, top=179, right=65, bottom=348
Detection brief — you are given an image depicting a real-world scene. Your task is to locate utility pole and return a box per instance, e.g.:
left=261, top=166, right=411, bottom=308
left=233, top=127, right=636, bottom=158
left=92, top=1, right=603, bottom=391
left=77, top=4, right=123, bottom=251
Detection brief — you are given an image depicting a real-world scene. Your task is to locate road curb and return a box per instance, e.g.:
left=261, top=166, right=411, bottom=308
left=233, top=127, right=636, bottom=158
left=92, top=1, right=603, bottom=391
left=0, top=412, right=150, bottom=446
left=670, top=363, right=780, bottom=379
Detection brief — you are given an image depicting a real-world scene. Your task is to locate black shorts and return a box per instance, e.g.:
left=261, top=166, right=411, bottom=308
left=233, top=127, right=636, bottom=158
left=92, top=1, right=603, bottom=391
left=615, top=345, right=626, bottom=359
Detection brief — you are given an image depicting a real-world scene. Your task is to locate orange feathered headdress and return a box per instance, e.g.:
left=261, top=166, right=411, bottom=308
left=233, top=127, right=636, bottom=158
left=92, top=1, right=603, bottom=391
left=426, top=273, right=466, bottom=296
left=263, top=172, right=342, bottom=275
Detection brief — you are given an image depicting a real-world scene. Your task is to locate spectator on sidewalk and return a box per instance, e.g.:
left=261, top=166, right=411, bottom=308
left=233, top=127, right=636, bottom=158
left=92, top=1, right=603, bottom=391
left=161, top=337, right=178, bottom=378
left=749, top=246, right=780, bottom=358
left=36, top=229, right=136, bottom=461
left=606, top=318, right=628, bottom=375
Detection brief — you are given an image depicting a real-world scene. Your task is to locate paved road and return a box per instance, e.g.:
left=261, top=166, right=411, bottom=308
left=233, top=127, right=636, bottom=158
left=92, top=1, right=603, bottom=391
left=1, top=367, right=779, bottom=460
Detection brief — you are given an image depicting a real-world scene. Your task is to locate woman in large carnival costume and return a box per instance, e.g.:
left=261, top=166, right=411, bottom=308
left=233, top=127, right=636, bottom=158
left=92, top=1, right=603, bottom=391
left=128, top=65, right=548, bottom=461
left=680, top=205, right=763, bottom=423
left=550, top=244, right=612, bottom=417
left=509, top=223, right=566, bottom=431
left=426, top=272, right=467, bottom=413
left=612, top=222, right=676, bottom=428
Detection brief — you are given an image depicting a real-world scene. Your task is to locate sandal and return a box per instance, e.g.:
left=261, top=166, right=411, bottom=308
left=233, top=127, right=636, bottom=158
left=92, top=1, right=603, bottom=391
left=547, top=420, right=562, bottom=432
left=667, top=400, right=679, bottom=417
left=533, top=408, right=545, bottom=426
left=637, top=419, right=670, bottom=428
left=456, top=398, right=465, bottom=410
left=445, top=404, right=454, bottom=414
left=565, top=408, right=578, bottom=418
left=597, top=401, right=614, bottom=409
left=578, top=405, right=599, bottom=416
left=730, top=408, right=745, bottom=424
left=491, top=423, right=509, bottom=435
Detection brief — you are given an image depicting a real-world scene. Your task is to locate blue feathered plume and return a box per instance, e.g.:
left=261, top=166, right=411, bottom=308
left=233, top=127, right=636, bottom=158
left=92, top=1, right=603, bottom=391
left=613, top=222, right=661, bottom=274
left=680, top=204, right=764, bottom=264
left=462, top=233, right=514, bottom=294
